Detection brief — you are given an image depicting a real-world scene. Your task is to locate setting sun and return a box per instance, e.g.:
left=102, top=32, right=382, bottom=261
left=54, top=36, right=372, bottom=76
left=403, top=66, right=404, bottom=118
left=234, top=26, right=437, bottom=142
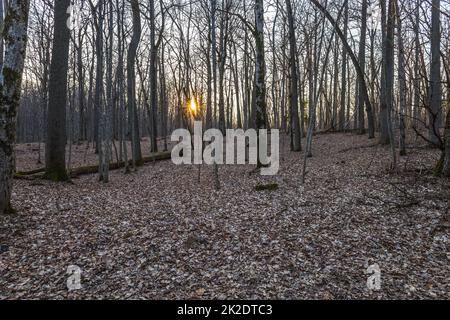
left=189, top=98, right=198, bottom=114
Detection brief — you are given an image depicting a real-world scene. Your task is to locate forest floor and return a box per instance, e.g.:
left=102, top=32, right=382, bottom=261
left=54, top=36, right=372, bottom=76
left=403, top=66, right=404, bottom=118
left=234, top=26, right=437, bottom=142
left=1, top=132, right=449, bottom=299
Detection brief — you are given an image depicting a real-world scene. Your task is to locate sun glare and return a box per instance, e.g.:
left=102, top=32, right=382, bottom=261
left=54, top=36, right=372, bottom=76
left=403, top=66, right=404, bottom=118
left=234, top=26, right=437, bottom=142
left=189, top=98, right=197, bottom=114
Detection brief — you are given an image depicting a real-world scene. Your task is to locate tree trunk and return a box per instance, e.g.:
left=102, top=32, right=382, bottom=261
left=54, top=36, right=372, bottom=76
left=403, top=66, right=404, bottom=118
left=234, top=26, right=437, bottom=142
left=379, top=0, right=390, bottom=144
left=211, top=0, right=218, bottom=129
left=0, top=0, right=4, bottom=68
left=396, top=0, right=406, bottom=156
left=441, top=108, right=450, bottom=176
left=339, top=0, right=348, bottom=131
left=76, top=32, right=86, bottom=141
left=149, top=0, right=158, bottom=153
left=413, top=0, right=421, bottom=129
left=332, top=33, right=339, bottom=131
left=233, top=41, right=242, bottom=129
left=429, top=0, right=442, bottom=146
left=254, top=0, right=268, bottom=167
left=218, top=1, right=228, bottom=134
left=357, top=0, right=368, bottom=135
left=286, top=0, right=301, bottom=151
left=384, top=0, right=397, bottom=168
left=210, top=0, right=220, bottom=190
left=127, top=0, right=143, bottom=167
left=0, top=0, right=30, bottom=214
left=254, top=0, right=267, bottom=130
left=45, top=0, right=71, bottom=181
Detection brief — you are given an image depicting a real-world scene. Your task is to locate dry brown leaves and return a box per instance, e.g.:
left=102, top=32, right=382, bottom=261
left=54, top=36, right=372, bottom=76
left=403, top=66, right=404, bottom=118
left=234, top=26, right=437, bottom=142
left=1, top=132, right=449, bottom=300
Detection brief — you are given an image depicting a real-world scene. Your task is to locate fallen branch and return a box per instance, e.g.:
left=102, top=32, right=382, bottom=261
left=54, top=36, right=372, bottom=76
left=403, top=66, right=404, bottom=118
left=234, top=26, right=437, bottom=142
left=14, top=151, right=172, bottom=179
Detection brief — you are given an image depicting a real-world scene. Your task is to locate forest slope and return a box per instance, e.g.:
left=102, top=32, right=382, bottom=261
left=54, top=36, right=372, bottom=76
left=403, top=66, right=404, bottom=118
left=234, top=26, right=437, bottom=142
left=1, top=133, right=449, bottom=299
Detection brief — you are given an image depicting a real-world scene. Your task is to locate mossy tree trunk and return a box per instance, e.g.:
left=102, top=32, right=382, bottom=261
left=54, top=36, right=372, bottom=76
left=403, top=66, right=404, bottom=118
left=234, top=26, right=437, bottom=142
left=254, top=0, right=268, bottom=168
left=0, top=0, right=30, bottom=214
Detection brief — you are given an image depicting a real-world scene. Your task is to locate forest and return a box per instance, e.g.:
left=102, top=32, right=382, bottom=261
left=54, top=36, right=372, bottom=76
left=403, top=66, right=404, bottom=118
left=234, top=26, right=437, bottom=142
left=0, top=0, right=449, bottom=300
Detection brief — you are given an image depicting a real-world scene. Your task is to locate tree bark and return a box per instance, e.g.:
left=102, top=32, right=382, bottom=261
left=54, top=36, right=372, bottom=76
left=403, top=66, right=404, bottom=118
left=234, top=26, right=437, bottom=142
left=384, top=0, right=397, bottom=168
left=357, top=0, right=368, bottom=135
left=127, top=0, right=143, bottom=167
left=0, top=0, right=4, bottom=68
left=339, top=0, right=348, bottom=131
left=218, top=1, right=228, bottom=134
left=254, top=0, right=268, bottom=167
left=379, top=0, right=390, bottom=144
left=0, top=0, right=30, bottom=213
left=396, top=0, right=407, bottom=156
left=286, top=0, right=301, bottom=151
left=441, top=106, right=450, bottom=176
left=413, top=0, right=421, bottom=129
left=45, top=0, right=71, bottom=181
left=429, top=0, right=442, bottom=146
left=211, top=0, right=218, bottom=129
left=149, top=0, right=158, bottom=153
